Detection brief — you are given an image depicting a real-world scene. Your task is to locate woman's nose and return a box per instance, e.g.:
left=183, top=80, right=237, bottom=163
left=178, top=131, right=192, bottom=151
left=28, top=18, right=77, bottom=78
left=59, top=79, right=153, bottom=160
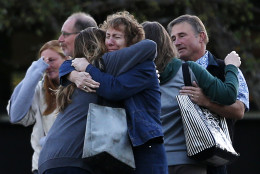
left=106, top=38, right=114, bottom=45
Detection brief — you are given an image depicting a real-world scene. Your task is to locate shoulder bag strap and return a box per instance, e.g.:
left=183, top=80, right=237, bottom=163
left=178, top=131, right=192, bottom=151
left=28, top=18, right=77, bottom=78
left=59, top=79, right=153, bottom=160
left=182, top=62, right=192, bottom=86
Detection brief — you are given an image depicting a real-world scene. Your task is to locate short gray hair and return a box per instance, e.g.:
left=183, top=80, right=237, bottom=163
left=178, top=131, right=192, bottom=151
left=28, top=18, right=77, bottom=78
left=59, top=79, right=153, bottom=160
left=167, top=14, right=209, bottom=44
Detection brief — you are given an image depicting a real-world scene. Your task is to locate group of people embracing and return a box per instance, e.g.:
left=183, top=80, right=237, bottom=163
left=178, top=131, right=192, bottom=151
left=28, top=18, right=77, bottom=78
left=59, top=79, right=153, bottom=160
left=7, top=10, right=249, bottom=174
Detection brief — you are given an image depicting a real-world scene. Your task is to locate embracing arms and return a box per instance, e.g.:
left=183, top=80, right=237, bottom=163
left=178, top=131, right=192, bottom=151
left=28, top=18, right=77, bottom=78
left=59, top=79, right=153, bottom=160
left=180, top=81, right=246, bottom=119
left=59, top=39, right=157, bottom=91
left=86, top=60, right=157, bottom=101
left=186, top=51, right=241, bottom=105
left=180, top=51, right=248, bottom=119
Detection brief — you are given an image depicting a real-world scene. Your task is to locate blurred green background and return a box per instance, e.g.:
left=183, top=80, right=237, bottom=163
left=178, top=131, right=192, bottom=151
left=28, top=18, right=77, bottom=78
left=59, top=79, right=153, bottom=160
left=1, top=0, right=260, bottom=114
left=0, top=0, right=259, bottom=173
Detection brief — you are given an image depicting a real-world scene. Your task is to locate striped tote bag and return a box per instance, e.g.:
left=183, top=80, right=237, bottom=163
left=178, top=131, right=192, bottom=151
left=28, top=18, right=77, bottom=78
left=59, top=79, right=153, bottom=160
left=177, top=63, right=239, bottom=166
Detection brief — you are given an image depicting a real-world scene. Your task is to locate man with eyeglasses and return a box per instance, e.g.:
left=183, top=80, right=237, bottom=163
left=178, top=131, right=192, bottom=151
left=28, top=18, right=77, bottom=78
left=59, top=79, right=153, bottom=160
left=33, top=13, right=97, bottom=173
left=58, top=12, right=97, bottom=57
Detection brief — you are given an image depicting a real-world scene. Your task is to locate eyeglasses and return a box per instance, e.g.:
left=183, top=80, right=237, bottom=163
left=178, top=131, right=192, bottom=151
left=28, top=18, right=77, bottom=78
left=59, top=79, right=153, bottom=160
left=60, top=31, right=80, bottom=38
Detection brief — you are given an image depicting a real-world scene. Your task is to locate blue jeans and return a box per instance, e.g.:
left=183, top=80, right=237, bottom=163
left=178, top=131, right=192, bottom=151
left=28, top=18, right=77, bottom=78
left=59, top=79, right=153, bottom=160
left=44, top=167, right=91, bottom=174
left=133, top=141, right=168, bottom=174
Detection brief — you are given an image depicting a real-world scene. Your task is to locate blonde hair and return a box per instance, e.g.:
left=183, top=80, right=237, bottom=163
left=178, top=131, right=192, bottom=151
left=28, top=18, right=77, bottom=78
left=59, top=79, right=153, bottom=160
left=56, top=27, right=106, bottom=112
left=38, top=40, right=67, bottom=115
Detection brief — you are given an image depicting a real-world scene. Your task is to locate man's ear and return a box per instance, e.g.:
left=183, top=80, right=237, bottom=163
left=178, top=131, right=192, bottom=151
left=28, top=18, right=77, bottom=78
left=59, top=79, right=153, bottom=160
left=199, top=32, right=206, bottom=43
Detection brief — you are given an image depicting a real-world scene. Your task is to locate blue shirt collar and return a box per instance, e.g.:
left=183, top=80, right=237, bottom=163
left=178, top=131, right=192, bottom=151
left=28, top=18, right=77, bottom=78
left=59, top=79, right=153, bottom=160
left=196, top=51, right=209, bottom=69
left=196, top=51, right=219, bottom=68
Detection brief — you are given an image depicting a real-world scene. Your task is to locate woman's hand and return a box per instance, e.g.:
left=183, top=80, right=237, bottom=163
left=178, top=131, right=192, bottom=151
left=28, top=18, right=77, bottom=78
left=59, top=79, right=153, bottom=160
left=69, top=71, right=100, bottom=93
left=180, top=81, right=211, bottom=107
left=71, top=58, right=90, bottom=72
left=42, top=56, right=49, bottom=65
left=224, top=51, right=241, bottom=68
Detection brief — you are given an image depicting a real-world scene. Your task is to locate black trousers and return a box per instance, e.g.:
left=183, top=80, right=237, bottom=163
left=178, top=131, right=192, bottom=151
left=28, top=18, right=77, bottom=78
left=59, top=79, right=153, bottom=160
left=44, top=167, right=91, bottom=174
left=207, top=165, right=227, bottom=174
left=168, top=164, right=207, bottom=174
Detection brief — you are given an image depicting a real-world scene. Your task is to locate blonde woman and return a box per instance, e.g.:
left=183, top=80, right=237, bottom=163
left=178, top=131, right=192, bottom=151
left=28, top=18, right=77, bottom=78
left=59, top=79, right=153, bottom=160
left=7, top=40, right=68, bottom=174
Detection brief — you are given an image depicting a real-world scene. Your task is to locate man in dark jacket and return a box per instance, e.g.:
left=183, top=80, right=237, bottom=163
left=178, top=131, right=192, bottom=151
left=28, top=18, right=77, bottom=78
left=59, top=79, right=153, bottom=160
left=167, top=14, right=249, bottom=174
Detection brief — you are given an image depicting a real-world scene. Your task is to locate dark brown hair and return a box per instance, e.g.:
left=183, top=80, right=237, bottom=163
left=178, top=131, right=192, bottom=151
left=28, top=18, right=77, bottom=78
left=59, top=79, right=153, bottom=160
left=142, top=21, right=178, bottom=72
